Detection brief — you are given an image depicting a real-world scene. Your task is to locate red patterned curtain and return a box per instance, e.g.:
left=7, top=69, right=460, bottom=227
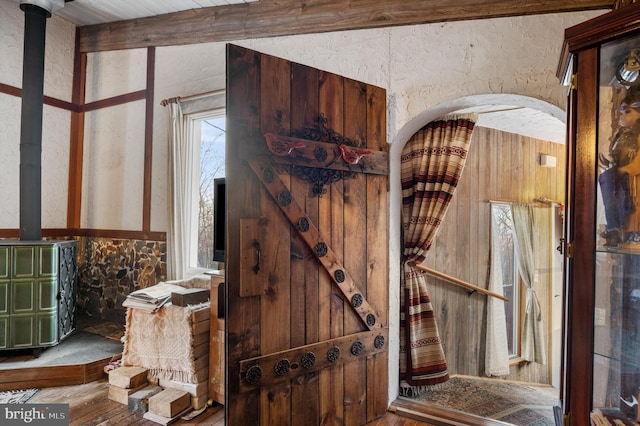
left=399, top=118, right=475, bottom=395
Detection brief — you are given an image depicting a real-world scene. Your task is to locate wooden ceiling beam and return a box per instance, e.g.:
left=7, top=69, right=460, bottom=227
left=78, top=0, right=613, bottom=53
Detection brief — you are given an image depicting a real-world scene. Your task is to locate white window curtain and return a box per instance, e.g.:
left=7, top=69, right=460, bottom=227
left=485, top=205, right=510, bottom=377
left=164, top=90, right=225, bottom=280
left=166, top=101, right=191, bottom=280
left=511, top=203, right=546, bottom=364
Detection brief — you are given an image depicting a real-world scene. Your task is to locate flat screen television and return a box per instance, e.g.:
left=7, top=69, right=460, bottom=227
left=212, top=177, right=226, bottom=263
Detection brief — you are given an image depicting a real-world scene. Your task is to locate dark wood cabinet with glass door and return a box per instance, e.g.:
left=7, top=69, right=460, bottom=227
left=560, top=4, right=640, bottom=425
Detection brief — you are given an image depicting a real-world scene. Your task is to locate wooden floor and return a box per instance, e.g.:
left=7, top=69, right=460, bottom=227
left=28, top=379, right=434, bottom=425
left=30, top=380, right=224, bottom=425
left=2, top=317, right=506, bottom=425
left=0, top=316, right=438, bottom=425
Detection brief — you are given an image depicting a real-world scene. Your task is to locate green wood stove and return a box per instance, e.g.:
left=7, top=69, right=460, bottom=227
left=0, top=240, right=77, bottom=351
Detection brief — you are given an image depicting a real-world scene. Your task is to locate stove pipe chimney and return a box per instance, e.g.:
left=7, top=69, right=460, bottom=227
left=18, top=0, right=63, bottom=240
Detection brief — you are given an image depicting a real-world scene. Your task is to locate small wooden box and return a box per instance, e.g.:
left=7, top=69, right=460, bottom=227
left=171, top=288, right=209, bottom=307
left=109, top=366, right=148, bottom=389
left=108, top=383, right=147, bottom=405
left=127, top=385, right=163, bottom=414
left=148, top=389, right=191, bottom=418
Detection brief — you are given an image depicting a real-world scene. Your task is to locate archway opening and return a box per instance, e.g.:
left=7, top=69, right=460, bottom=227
left=389, top=94, right=565, bottom=423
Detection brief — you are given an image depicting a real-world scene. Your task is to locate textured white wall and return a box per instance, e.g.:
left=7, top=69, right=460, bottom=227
left=0, top=0, right=27, bottom=90
left=81, top=102, right=146, bottom=230
left=81, top=49, right=148, bottom=230
left=41, top=104, right=71, bottom=228
left=0, top=0, right=74, bottom=97
left=0, top=0, right=75, bottom=230
left=85, top=49, right=147, bottom=103
left=0, top=93, right=21, bottom=229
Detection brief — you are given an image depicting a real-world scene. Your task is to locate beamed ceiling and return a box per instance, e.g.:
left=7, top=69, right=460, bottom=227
left=60, top=0, right=615, bottom=53
left=53, top=0, right=615, bottom=143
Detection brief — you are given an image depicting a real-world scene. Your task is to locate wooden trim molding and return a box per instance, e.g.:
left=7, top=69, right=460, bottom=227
left=0, top=82, right=77, bottom=111
left=67, top=28, right=86, bottom=228
left=0, top=229, right=166, bottom=241
left=68, top=228, right=166, bottom=240
left=79, top=90, right=146, bottom=112
left=0, top=80, right=145, bottom=114
left=77, top=0, right=613, bottom=53
left=142, top=47, right=155, bottom=232
left=0, top=82, right=21, bottom=98
left=0, top=229, right=19, bottom=238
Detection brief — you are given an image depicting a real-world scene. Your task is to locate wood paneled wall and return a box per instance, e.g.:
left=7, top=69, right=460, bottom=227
left=421, top=125, right=566, bottom=384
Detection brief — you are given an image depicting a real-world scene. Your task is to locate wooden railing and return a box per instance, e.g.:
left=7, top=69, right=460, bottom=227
left=408, top=262, right=509, bottom=302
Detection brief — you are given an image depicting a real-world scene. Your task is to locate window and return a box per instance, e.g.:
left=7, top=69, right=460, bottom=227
left=185, top=110, right=225, bottom=272
left=491, top=203, right=521, bottom=357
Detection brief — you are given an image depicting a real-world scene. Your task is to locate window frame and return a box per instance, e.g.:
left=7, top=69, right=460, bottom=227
left=490, top=202, right=524, bottom=360
left=183, top=108, right=225, bottom=276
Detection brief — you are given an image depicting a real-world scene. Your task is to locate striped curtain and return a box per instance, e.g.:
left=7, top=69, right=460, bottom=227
left=400, top=118, right=475, bottom=395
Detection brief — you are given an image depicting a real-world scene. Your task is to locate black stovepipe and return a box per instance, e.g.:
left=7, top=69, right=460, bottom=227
left=19, top=3, right=50, bottom=241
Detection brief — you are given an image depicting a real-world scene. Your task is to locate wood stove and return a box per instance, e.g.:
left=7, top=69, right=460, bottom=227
left=3, top=1, right=78, bottom=353
left=0, top=240, right=77, bottom=351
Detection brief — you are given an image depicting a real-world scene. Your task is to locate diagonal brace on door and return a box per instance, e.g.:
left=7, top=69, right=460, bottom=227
left=248, top=158, right=382, bottom=331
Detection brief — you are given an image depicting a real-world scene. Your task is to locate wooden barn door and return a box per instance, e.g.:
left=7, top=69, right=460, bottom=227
left=225, top=44, right=389, bottom=426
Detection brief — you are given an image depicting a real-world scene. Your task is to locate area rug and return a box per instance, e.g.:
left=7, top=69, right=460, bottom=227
left=0, top=389, right=39, bottom=404
left=409, top=375, right=559, bottom=425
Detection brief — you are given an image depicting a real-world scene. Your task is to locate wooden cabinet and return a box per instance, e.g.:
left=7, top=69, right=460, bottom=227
left=0, top=240, right=77, bottom=350
left=559, top=4, right=640, bottom=425
left=208, top=272, right=224, bottom=405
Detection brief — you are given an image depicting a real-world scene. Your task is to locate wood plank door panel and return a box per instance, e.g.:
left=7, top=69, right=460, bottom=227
left=343, top=78, right=368, bottom=425
left=319, top=71, right=346, bottom=425
left=289, top=62, right=321, bottom=426
left=226, top=44, right=388, bottom=426
left=225, top=44, right=261, bottom=423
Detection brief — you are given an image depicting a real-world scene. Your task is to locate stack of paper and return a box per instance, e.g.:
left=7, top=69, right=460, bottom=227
left=122, top=282, right=186, bottom=313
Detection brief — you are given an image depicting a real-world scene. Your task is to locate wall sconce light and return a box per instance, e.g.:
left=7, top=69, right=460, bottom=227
left=616, top=48, right=640, bottom=86
left=540, top=154, right=557, bottom=168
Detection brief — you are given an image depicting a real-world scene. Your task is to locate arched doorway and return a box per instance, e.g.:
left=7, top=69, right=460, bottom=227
left=389, top=94, right=565, bottom=424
